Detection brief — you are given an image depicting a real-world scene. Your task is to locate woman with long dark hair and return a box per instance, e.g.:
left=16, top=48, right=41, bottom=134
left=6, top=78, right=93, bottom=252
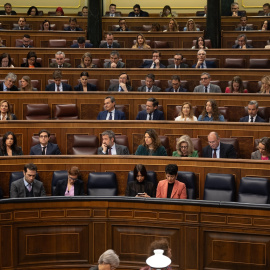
left=0, top=131, right=23, bottom=156
left=198, top=99, right=225, bottom=122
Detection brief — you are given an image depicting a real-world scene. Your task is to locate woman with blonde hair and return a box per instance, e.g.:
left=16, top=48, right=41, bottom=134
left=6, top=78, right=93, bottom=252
left=183, top=19, right=200, bottom=31
left=132, top=34, right=151, bottom=49
left=77, top=52, right=97, bottom=68
left=173, top=135, right=198, bottom=157
left=175, top=102, right=197, bottom=121
left=19, top=75, right=37, bottom=91
left=260, top=75, right=270, bottom=94
left=0, top=100, right=17, bottom=120
left=163, top=18, right=179, bottom=32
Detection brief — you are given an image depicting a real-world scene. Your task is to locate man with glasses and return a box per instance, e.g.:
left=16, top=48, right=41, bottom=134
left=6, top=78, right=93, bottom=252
left=192, top=49, right=216, bottom=68
left=194, top=72, right=221, bottom=93
left=167, top=53, right=189, bottom=68
left=115, top=18, right=129, bottom=31
left=30, top=129, right=61, bottom=155
left=128, top=4, right=149, bottom=17
left=232, top=34, right=253, bottom=48
left=165, top=75, right=187, bottom=92
left=203, top=132, right=237, bottom=158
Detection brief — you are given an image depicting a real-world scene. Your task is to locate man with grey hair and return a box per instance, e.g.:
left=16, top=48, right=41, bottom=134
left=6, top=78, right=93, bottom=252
left=193, top=72, right=221, bottom=93
left=98, top=130, right=129, bottom=155
left=239, top=100, right=265, bottom=122
left=192, top=49, right=216, bottom=68
left=90, top=249, right=120, bottom=270
left=104, top=51, right=125, bottom=68
left=232, top=34, right=253, bottom=48
left=0, top=72, right=18, bottom=91
left=49, top=51, right=71, bottom=68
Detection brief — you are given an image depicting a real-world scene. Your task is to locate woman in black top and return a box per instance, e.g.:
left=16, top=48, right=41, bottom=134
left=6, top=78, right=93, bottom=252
left=0, top=131, right=23, bottom=156
left=21, top=51, right=42, bottom=68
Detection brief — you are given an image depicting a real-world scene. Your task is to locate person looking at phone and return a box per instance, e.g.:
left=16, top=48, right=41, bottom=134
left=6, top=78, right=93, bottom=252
left=125, top=164, right=155, bottom=197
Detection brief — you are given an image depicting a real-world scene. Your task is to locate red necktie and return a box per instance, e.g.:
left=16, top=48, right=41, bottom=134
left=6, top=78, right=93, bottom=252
left=213, top=149, right=217, bottom=158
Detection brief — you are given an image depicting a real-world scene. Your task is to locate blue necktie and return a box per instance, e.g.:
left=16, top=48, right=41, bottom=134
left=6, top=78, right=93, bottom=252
left=109, top=112, right=112, bottom=120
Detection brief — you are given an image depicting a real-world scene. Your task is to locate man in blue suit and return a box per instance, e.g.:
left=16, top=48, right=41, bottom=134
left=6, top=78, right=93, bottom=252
left=70, top=36, right=93, bottom=48
left=128, top=4, right=149, bottom=17
left=30, top=129, right=61, bottom=155
left=97, top=96, right=126, bottom=120
left=45, top=70, right=72, bottom=91
left=136, top=97, right=164, bottom=120
left=239, top=100, right=265, bottom=122
left=64, top=17, right=83, bottom=31
left=140, top=51, right=166, bottom=69
left=192, top=49, right=216, bottom=68
left=165, top=75, right=187, bottom=92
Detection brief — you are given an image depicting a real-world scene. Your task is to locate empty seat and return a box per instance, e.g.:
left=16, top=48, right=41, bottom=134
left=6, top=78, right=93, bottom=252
left=87, top=172, right=117, bottom=196
left=177, top=171, right=196, bottom=199
left=195, top=11, right=205, bottom=16
left=115, top=135, right=129, bottom=148
left=220, top=138, right=239, bottom=158
left=218, top=107, right=229, bottom=121
left=248, top=59, right=270, bottom=69
left=54, top=104, right=79, bottom=120
left=48, top=11, right=56, bottom=16
left=25, top=104, right=51, bottom=120
left=142, top=24, right=152, bottom=31
left=191, top=138, right=202, bottom=157
left=51, top=170, right=68, bottom=195
left=48, top=39, right=67, bottom=48
left=204, top=173, right=236, bottom=202
left=72, top=135, right=99, bottom=155
left=159, top=135, right=171, bottom=155
left=153, top=41, right=169, bottom=48
left=238, top=177, right=270, bottom=204
left=224, top=58, right=245, bottom=68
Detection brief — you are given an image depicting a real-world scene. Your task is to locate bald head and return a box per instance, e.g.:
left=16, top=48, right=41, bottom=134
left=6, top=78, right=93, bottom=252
left=207, top=132, right=220, bottom=149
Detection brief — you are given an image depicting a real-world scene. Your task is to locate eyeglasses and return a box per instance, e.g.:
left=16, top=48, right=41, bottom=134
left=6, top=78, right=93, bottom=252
left=69, top=176, right=78, bottom=181
left=201, top=77, right=209, bottom=80
left=174, top=58, right=181, bottom=61
left=39, top=135, right=48, bottom=138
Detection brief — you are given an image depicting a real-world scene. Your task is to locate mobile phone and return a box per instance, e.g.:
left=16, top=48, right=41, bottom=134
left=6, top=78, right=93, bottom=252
left=137, top=193, right=144, bottom=196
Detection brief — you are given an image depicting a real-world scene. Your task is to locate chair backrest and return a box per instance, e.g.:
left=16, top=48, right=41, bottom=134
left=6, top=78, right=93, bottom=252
left=22, top=57, right=42, bottom=66
left=248, top=59, right=270, bottom=69
left=204, top=173, right=236, bottom=202
left=87, top=172, right=117, bottom=196
left=51, top=170, right=68, bottom=195
left=25, top=104, right=51, bottom=120
left=153, top=41, right=169, bottom=48
left=48, top=11, right=56, bottom=16
left=54, top=104, right=79, bottom=120
left=173, top=105, right=197, bottom=119
left=234, top=39, right=252, bottom=46
left=127, top=171, right=157, bottom=186
left=31, top=135, right=57, bottom=147
left=224, top=58, right=245, bottom=68
left=115, top=135, right=129, bottom=148
left=196, top=11, right=205, bottom=16
left=15, top=39, right=34, bottom=47
left=72, top=135, right=99, bottom=155
left=48, top=39, right=67, bottom=48
left=167, top=57, right=187, bottom=66
left=238, top=177, right=270, bottom=204
left=142, top=24, right=152, bottom=31
left=9, top=171, right=40, bottom=192
left=159, top=135, right=170, bottom=155
left=177, top=171, right=196, bottom=199
left=218, top=107, right=229, bottom=121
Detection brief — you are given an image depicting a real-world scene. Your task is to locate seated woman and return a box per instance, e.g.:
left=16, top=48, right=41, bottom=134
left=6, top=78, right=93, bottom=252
left=198, top=99, right=225, bottom=122
left=135, top=129, right=167, bottom=156
left=225, top=76, right=248, bottom=93
left=74, top=71, right=97, bottom=92
left=0, top=53, right=14, bottom=67
left=77, top=52, right=97, bottom=68
left=42, top=20, right=51, bottom=31
left=56, top=7, right=64, bottom=16
left=191, top=36, right=208, bottom=49
left=160, top=5, right=175, bottom=17
left=0, top=100, right=17, bottom=120
left=21, top=51, right=41, bottom=68
left=27, top=6, right=39, bottom=16
left=163, top=18, right=179, bottom=32
left=19, top=76, right=37, bottom=91
left=251, top=137, right=270, bottom=160
left=259, top=75, right=270, bottom=94
left=173, top=135, right=198, bottom=157
left=125, top=164, right=155, bottom=197
left=0, top=131, right=23, bottom=156
left=261, top=20, right=270, bottom=31
left=132, top=34, right=151, bottom=49
left=183, top=19, right=200, bottom=31
left=54, top=166, right=84, bottom=196
left=148, top=23, right=161, bottom=32
left=175, top=102, right=197, bottom=121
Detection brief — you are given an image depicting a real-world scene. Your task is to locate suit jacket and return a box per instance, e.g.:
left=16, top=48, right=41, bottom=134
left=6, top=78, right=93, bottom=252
left=108, top=84, right=132, bottom=92
left=104, top=61, right=125, bottom=68
left=45, top=83, right=72, bottom=91
left=10, top=178, right=46, bottom=198
left=99, top=42, right=120, bottom=48
left=70, top=43, right=93, bottom=48
left=232, top=44, right=253, bottom=48
left=140, top=60, right=166, bottom=68
left=202, top=142, right=237, bottom=159
left=235, top=26, right=253, bottom=31
left=18, top=45, right=33, bottom=48
left=115, top=27, right=130, bottom=31
left=12, top=26, right=30, bottom=30
left=128, top=10, right=149, bottom=17
left=64, top=26, right=83, bottom=31
left=192, top=61, right=216, bottom=68
left=21, top=62, right=42, bottom=68
left=97, top=109, right=126, bottom=120
left=74, top=83, right=97, bottom=91
left=165, top=87, right=187, bottom=92
left=0, top=82, right=18, bottom=91
left=30, top=142, right=61, bottom=155
left=167, top=63, right=189, bottom=68
left=136, top=109, right=164, bottom=120
left=54, top=179, right=84, bottom=196
left=98, top=143, right=130, bottom=155
left=251, top=150, right=270, bottom=159
left=239, top=115, right=265, bottom=122
left=137, top=85, right=161, bottom=92
left=193, top=84, right=222, bottom=93
left=49, top=62, right=71, bottom=68
left=156, top=180, right=187, bottom=199
left=0, top=10, right=17, bottom=15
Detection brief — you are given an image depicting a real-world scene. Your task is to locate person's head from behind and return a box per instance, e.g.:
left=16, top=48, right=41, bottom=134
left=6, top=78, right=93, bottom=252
left=0, top=53, right=12, bottom=67
left=109, top=4, right=116, bottom=14
left=258, top=137, right=270, bottom=156
left=133, top=4, right=141, bottom=15
left=23, top=163, right=37, bottom=184
left=134, top=164, right=147, bottom=183
left=165, top=164, right=178, bottom=184
left=82, top=6, right=88, bottom=16
left=53, top=70, right=62, bottom=86
left=98, top=249, right=119, bottom=270
left=27, top=6, right=38, bottom=16
left=148, top=238, right=171, bottom=258
left=176, top=135, right=194, bottom=156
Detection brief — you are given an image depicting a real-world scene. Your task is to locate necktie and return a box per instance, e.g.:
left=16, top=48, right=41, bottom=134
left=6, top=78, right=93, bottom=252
left=205, top=86, right=208, bottom=93
left=152, top=63, right=156, bottom=69
left=213, top=149, right=217, bottom=158
left=57, top=85, right=60, bottom=92
left=108, top=45, right=112, bottom=48
left=147, top=87, right=150, bottom=92
left=250, top=116, right=254, bottom=122
left=177, top=65, right=180, bottom=68
left=42, top=146, right=46, bottom=155
left=148, top=113, right=152, bottom=120
left=200, top=64, right=204, bottom=68
left=108, top=147, right=112, bottom=155
left=109, top=112, right=112, bottom=120
left=27, top=184, right=32, bottom=192
left=58, top=65, right=63, bottom=68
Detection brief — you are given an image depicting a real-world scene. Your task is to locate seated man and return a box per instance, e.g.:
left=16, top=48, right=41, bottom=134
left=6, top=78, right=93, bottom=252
left=203, top=132, right=237, bottom=158
left=64, top=17, right=83, bottom=31
left=0, top=3, right=17, bottom=15
left=105, top=3, right=119, bottom=17
left=165, top=75, right=187, bottom=92
left=156, top=164, right=187, bottom=199
left=235, top=16, right=253, bottom=31
left=104, top=51, right=125, bottom=68
left=140, top=50, right=166, bottom=69
left=70, top=36, right=93, bottom=48
left=45, top=70, right=72, bottom=91
left=167, top=53, right=189, bottom=68
left=239, top=100, right=265, bottom=122
left=10, top=163, right=46, bottom=198
left=138, top=73, right=161, bottom=92
left=231, top=2, right=244, bottom=16
left=232, top=34, right=253, bottom=48
left=30, top=129, right=61, bottom=155
left=98, top=130, right=129, bottom=155
left=108, top=72, right=132, bottom=92
left=263, top=3, right=270, bottom=16
left=49, top=51, right=71, bottom=68
left=116, top=18, right=129, bottom=31
left=99, top=33, right=120, bottom=48
left=81, top=6, right=88, bottom=16
left=0, top=72, right=18, bottom=91
left=90, top=249, right=120, bottom=270
left=97, top=96, right=126, bottom=120
left=12, top=17, right=30, bottom=30
left=17, top=34, right=33, bottom=48
left=136, top=97, right=164, bottom=120
left=192, top=49, right=216, bottom=68
left=128, top=4, right=149, bottom=17
left=193, top=72, right=221, bottom=93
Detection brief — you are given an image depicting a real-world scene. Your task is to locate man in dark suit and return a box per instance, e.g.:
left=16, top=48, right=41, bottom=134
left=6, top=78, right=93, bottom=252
left=193, top=72, right=221, bottom=93
left=0, top=73, right=18, bottom=91
left=49, top=51, right=71, bottom=68
left=165, top=75, right=187, bottom=92
left=104, top=4, right=119, bottom=17
left=98, top=130, right=129, bottom=155
left=167, top=53, right=189, bottom=68
left=232, top=34, right=253, bottom=48
left=263, top=3, right=270, bottom=16
left=108, top=72, right=132, bottom=92
left=30, top=129, right=61, bottom=155
left=97, top=96, right=126, bottom=120
left=104, top=51, right=125, bottom=68
left=192, top=49, right=216, bottom=68
left=70, top=36, right=93, bottom=48
left=128, top=4, right=149, bottom=17
left=0, top=3, right=17, bottom=15
left=136, top=97, right=164, bottom=120
left=203, top=132, right=237, bottom=159
left=99, top=33, right=120, bottom=48
left=12, top=17, right=30, bottom=30
left=138, top=73, right=161, bottom=92
left=235, top=16, right=253, bottom=31
left=140, top=50, right=166, bottom=69
left=64, top=17, right=83, bottom=31
left=10, top=163, right=46, bottom=198
left=239, top=100, right=265, bottom=122
left=231, top=2, right=245, bottom=17
left=17, top=34, right=33, bottom=48
left=45, top=70, right=72, bottom=92
left=116, top=18, right=130, bottom=31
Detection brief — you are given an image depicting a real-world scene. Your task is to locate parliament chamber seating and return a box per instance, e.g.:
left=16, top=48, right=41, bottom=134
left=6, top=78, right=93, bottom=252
left=77, top=78, right=99, bottom=88
left=54, top=104, right=79, bottom=120
left=177, top=171, right=196, bottom=199
left=48, top=79, right=69, bottom=84
left=48, top=39, right=67, bottom=48
left=39, top=23, right=57, bottom=30
left=13, top=23, right=31, bottom=29
left=51, top=170, right=68, bottom=195
left=224, top=58, right=245, bottom=68
left=159, top=135, right=171, bottom=155
left=0, top=186, right=3, bottom=199
left=104, top=11, right=122, bottom=16
left=71, top=134, right=99, bottom=155
left=167, top=80, right=189, bottom=90
left=22, top=57, right=43, bottom=66
left=141, top=79, right=161, bottom=88
left=153, top=41, right=170, bottom=48
left=31, top=135, right=57, bottom=147
left=220, top=138, right=239, bottom=158
left=127, top=170, right=157, bottom=186
left=248, top=58, right=270, bottom=69
left=9, top=171, right=40, bottom=192
left=174, top=137, right=203, bottom=158
left=19, top=79, right=41, bottom=90
left=15, top=38, right=34, bottom=47
left=24, top=104, right=51, bottom=120
left=115, top=134, right=129, bottom=148
left=244, top=106, right=270, bottom=122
